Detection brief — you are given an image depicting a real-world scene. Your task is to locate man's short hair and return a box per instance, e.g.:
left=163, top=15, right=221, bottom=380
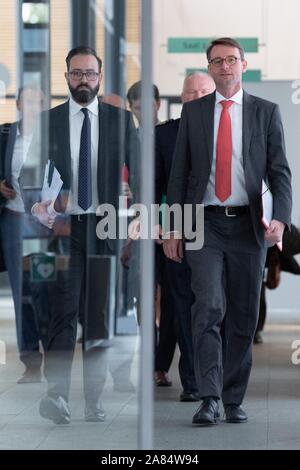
left=65, top=46, right=102, bottom=72
left=17, top=85, right=43, bottom=102
left=206, top=37, right=245, bottom=62
left=127, top=81, right=160, bottom=106
left=17, top=86, right=25, bottom=102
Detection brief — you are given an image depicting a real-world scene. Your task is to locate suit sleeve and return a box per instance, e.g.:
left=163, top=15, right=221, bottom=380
left=166, top=105, right=191, bottom=231
left=0, top=125, right=4, bottom=181
left=267, top=104, right=292, bottom=228
left=125, top=111, right=140, bottom=204
left=155, top=128, right=167, bottom=205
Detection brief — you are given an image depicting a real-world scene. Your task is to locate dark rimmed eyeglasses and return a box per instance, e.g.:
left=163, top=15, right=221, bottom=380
left=208, top=56, right=241, bottom=67
left=68, top=70, right=100, bottom=81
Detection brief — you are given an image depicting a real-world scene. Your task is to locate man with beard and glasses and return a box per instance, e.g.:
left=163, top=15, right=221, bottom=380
left=30, top=46, right=139, bottom=424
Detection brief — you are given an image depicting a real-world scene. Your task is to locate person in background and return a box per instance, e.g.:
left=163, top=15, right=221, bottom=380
left=127, top=80, right=161, bottom=128
left=127, top=81, right=169, bottom=385
left=102, top=93, right=126, bottom=109
left=0, top=85, right=45, bottom=383
left=255, top=224, right=300, bottom=344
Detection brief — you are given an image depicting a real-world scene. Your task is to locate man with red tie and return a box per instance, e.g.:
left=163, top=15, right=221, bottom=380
left=164, top=37, right=292, bottom=426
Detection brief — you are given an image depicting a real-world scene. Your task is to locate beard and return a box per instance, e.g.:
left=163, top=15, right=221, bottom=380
left=68, top=82, right=100, bottom=104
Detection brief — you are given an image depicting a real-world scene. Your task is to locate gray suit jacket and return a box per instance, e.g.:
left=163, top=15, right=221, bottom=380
left=167, top=90, right=292, bottom=247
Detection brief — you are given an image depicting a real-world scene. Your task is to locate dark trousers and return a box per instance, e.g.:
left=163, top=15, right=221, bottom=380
left=20, top=271, right=50, bottom=368
left=44, top=215, right=109, bottom=403
left=186, top=211, right=266, bottom=405
left=0, top=210, right=49, bottom=368
left=155, top=247, right=177, bottom=372
left=165, top=258, right=197, bottom=393
left=155, top=288, right=177, bottom=372
left=256, top=282, right=267, bottom=333
left=0, top=210, right=23, bottom=351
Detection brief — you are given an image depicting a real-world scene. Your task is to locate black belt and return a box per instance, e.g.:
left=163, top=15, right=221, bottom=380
left=205, top=205, right=250, bottom=217
left=3, top=208, right=23, bottom=217
left=71, top=213, right=97, bottom=223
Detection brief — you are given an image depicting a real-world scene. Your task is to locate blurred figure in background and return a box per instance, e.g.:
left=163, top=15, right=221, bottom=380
left=102, top=93, right=126, bottom=109
left=0, top=85, right=45, bottom=383
left=127, top=80, right=161, bottom=128
left=255, top=224, right=300, bottom=344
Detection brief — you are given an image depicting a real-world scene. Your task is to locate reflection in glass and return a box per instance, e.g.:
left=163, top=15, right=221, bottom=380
left=0, top=0, right=143, bottom=450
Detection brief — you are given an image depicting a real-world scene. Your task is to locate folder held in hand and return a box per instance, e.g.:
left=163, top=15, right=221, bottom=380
left=261, top=180, right=282, bottom=251
left=42, top=160, right=63, bottom=215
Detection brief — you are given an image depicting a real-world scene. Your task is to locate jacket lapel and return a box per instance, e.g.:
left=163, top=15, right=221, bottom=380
left=97, top=100, right=106, bottom=205
left=53, top=101, right=71, bottom=188
left=4, top=122, right=18, bottom=182
left=51, top=101, right=71, bottom=212
left=200, top=92, right=215, bottom=165
left=242, top=91, right=257, bottom=168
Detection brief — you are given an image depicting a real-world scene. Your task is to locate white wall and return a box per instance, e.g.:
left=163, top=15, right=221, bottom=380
left=153, top=0, right=300, bottom=95
left=152, top=2, right=300, bottom=313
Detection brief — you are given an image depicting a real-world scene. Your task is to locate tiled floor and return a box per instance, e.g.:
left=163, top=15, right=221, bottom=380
left=1, top=298, right=300, bottom=449
left=0, top=298, right=139, bottom=450
left=154, top=311, right=300, bottom=450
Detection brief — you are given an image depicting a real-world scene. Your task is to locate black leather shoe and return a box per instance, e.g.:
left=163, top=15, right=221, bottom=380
left=17, top=367, right=42, bottom=384
left=180, top=390, right=200, bottom=402
left=192, top=398, right=220, bottom=426
left=155, top=370, right=172, bottom=387
left=254, top=332, right=263, bottom=344
left=39, top=395, right=71, bottom=425
left=224, top=404, right=248, bottom=423
left=85, top=402, right=106, bottom=422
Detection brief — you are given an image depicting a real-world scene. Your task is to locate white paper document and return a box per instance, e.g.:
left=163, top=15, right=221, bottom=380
left=261, top=180, right=282, bottom=251
left=41, top=160, right=63, bottom=215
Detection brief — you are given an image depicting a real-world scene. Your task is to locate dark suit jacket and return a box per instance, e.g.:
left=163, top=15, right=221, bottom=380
left=0, top=122, right=18, bottom=272
left=26, top=99, right=139, bottom=250
left=29, top=99, right=139, bottom=212
left=155, top=118, right=180, bottom=204
left=0, top=122, right=18, bottom=210
left=167, top=90, right=292, bottom=247
left=278, top=224, right=300, bottom=274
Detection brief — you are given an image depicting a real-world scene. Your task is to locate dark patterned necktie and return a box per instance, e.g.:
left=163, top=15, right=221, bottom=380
left=78, top=108, right=92, bottom=210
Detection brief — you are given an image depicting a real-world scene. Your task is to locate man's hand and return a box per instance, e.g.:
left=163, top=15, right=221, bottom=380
left=265, top=219, right=285, bottom=246
left=128, top=218, right=141, bottom=240
left=163, top=233, right=183, bottom=263
left=53, top=217, right=71, bottom=237
left=122, top=182, right=133, bottom=199
left=0, top=180, right=16, bottom=200
left=120, top=239, right=133, bottom=268
left=153, top=224, right=164, bottom=245
left=32, top=200, right=56, bottom=229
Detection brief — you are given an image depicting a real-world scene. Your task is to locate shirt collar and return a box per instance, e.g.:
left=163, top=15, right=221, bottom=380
left=215, top=88, right=243, bottom=105
left=16, top=121, right=32, bottom=140
left=69, top=95, right=99, bottom=117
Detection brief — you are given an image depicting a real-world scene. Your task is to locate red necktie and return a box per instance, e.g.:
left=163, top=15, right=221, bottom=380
left=215, top=100, right=233, bottom=202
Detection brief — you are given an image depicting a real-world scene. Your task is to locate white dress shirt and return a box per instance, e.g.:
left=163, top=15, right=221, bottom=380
left=202, top=88, right=249, bottom=206
left=6, top=128, right=32, bottom=213
left=66, top=96, right=99, bottom=214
